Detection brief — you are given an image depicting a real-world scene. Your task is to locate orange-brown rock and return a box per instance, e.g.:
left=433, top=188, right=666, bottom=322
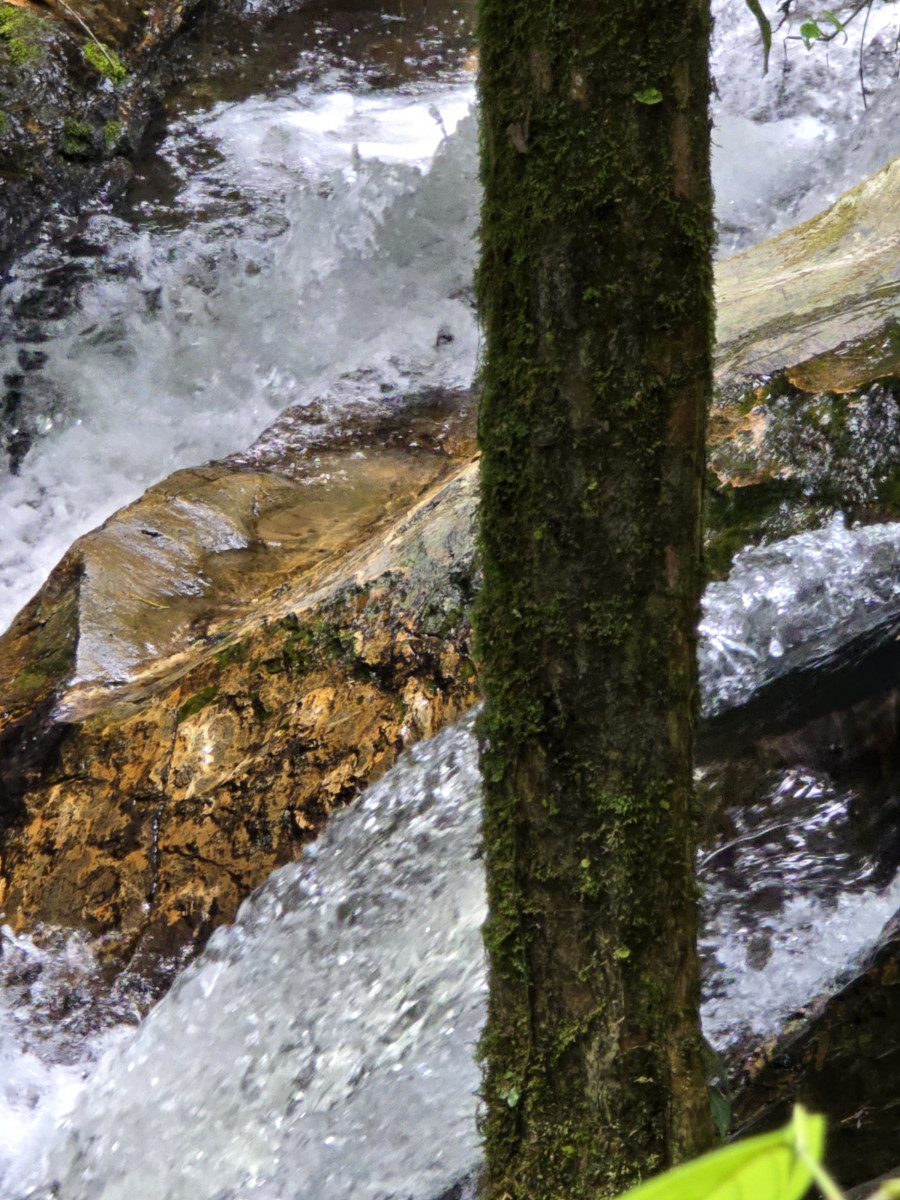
left=0, top=390, right=480, bottom=983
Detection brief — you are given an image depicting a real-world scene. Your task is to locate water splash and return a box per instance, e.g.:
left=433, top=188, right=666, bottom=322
left=699, top=515, right=900, bottom=717
left=0, top=928, right=136, bottom=1193
left=8, top=695, right=900, bottom=1197
left=710, top=0, right=900, bottom=254
left=698, top=763, right=900, bottom=1047
left=0, top=84, right=479, bottom=634
left=6, top=715, right=486, bottom=1200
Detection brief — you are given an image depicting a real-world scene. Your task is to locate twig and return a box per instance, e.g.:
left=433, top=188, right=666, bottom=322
left=54, top=0, right=119, bottom=76
left=859, top=0, right=873, bottom=110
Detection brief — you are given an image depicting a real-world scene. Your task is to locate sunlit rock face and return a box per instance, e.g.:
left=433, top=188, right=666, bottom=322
left=0, top=398, right=479, bottom=981
left=716, top=157, right=900, bottom=389
left=0, top=69, right=482, bottom=984
left=0, top=89, right=480, bottom=635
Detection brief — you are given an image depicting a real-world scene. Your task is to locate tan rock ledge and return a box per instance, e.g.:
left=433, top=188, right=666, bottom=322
left=0, top=388, right=480, bottom=984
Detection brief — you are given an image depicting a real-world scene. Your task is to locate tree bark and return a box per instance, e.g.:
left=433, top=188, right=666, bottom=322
left=475, top=0, right=715, bottom=1196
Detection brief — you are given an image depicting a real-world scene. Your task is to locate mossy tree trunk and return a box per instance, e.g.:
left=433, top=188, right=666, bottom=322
left=475, top=0, right=715, bottom=1196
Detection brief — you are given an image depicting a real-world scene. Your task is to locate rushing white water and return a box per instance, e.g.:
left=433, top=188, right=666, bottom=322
left=2, top=1, right=900, bottom=634
left=699, top=514, right=900, bottom=717
left=4, top=715, right=487, bottom=1200
left=698, top=762, right=900, bottom=1047
left=5, top=691, right=900, bottom=1197
left=710, top=0, right=900, bottom=254
left=0, top=927, right=140, bottom=1194
left=0, top=83, right=479, bottom=631
left=4, top=0, right=900, bottom=1191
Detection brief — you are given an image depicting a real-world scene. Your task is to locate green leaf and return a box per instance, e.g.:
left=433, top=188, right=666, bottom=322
left=744, top=0, right=772, bottom=73
left=800, top=19, right=822, bottom=45
left=709, top=1086, right=731, bottom=1141
left=617, top=1105, right=825, bottom=1200
left=505, top=1087, right=519, bottom=1108
left=821, top=9, right=844, bottom=30
left=633, top=88, right=663, bottom=105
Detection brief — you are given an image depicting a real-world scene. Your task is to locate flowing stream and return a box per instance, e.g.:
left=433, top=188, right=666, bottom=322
left=3, top=0, right=900, bottom=634
left=3, top=0, right=900, bottom=1194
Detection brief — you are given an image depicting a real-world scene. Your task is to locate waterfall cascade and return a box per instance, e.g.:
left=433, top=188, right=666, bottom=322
left=3, top=0, right=900, bottom=1193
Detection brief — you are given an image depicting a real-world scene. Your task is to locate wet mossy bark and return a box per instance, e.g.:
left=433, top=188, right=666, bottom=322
left=474, top=0, right=715, bottom=1196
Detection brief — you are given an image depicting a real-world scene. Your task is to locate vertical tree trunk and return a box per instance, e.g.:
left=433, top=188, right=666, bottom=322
left=475, top=1, right=715, bottom=1196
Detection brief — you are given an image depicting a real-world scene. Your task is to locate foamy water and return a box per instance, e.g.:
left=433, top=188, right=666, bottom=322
left=3, top=0, right=900, bottom=1191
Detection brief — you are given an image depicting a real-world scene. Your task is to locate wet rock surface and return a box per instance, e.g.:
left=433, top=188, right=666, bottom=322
left=0, top=388, right=479, bottom=986
left=707, top=158, right=900, bottom=575
left=716, top=156, right=900, bottom=391
left=0, top=0, right=202, bottom=263
left=732, top=918, right=900, bottom=1189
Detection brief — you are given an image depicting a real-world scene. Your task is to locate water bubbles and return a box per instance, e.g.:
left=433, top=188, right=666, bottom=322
left=0, top=82, right=479, bottom=637
left=699, top=519, right=900, bottom=717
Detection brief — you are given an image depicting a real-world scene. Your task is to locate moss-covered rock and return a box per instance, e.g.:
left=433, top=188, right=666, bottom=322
left=705, top=377, right=900, bottom=576
left=82, top=38, right=127, bottom=81
left=0, top=0, right=206, bottom=262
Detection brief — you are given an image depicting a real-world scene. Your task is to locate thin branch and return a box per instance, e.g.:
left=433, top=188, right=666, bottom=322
left=859, top=0, right=873, bottom=109
left=783, top=0, right=869, bottom=46
left=54, top=0, right=119, bottom=75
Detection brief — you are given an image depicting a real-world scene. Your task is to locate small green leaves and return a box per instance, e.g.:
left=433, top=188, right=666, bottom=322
left=617, top=1105, right=826, bottom=1200
left=800, top=10, right=844, bottom=46
left=634, top=88, right=662, bottom=105
left=800, top=19, right=822, bottom=45
left=504, top=1086, right=519, bottom=1108
left=745, top=0, right=772, bottom=74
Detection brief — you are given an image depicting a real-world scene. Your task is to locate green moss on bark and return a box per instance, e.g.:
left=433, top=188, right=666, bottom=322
left=474, top=0, right=716, bottom=1194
